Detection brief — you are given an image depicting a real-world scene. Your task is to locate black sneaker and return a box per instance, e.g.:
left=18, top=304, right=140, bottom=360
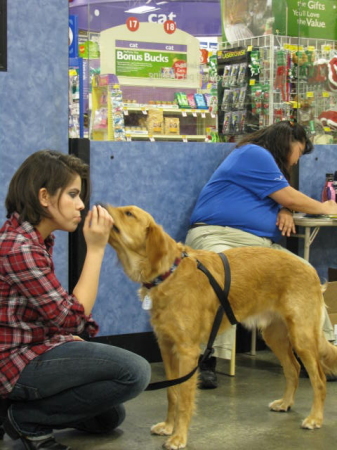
left=198, top=356, right=218, bottom=389
left=3, top=412, right=71, bottom=450
left=0, top=398, right=10, bottom=440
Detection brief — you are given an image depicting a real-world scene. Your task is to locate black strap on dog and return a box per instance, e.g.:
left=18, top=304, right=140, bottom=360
left=197, top=253, right=238, bottom=327
left=145, top=252, right=237, bottom=391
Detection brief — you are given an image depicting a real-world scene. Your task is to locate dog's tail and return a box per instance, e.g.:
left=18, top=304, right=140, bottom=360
left=319, top=337, right=337, bottom=376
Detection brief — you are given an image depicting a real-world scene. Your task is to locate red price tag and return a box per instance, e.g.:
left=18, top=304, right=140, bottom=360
left=126, top=17, right=140, bottom=32
left=164, top=20, right=176, bottom=34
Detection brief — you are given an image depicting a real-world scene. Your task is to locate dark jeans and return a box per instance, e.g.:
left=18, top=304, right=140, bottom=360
left=6, top=341, right=151, bottom=438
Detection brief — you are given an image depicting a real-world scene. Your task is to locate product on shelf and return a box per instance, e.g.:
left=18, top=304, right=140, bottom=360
left=175, top=92, right=191, bottom=109
left=194, top=93, right=208, bottom=109
left=110, top=85, right=126, bottom=141
left=147, top=109, right=164, bottom=135
left=164, top=117, right=180, bottom=135
left=92, top=108, right=108, bottom=129
left=217, top=35, right=337, bottom=142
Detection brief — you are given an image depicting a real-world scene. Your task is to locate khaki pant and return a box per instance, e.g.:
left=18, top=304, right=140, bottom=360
left=185, top=225, right=335, bottom=360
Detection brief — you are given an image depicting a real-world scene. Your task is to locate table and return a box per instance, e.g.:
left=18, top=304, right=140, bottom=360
left=293, top=214, right=337, bottom=261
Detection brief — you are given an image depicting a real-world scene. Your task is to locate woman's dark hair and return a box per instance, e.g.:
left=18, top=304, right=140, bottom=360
left=235, top=121, right=313, bottom=180
left=6, top=150, right=90, bottom=225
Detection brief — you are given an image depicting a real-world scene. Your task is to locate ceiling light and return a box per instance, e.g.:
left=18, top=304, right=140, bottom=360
left=124, top=6, right=160, bottom=14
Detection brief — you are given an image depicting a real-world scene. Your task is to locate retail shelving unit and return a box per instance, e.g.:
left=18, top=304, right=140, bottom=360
left=218, top=34, right=337, bottom=143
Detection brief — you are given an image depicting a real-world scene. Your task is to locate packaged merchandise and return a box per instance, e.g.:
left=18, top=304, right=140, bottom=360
left=187, top=93, right=197, bottom=109
left=164, top=117, right=180, bottom=135
left=174, top=92, right=190, bottom=109
left=147, top=109, right=164, bottom=135
left=93, top=108, right=108, bottom=129
left=194, top=93, right=208, bottom=109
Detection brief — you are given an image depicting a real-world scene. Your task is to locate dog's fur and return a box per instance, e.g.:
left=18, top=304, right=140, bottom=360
left=107, top=205, right=337, bottom=450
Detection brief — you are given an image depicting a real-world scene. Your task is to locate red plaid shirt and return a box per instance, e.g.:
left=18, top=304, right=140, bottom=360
left=0, top=213, right=99, bottom=397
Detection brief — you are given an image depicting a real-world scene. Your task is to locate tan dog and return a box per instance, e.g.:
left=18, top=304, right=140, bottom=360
left=106, top=205, right=337, bottom=450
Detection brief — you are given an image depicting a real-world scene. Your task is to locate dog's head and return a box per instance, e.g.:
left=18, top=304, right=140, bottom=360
left=106, top=205, right=178, bottom=283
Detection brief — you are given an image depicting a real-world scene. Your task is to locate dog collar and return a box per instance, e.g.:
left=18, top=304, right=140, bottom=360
left=143, top=252, right=188, bottom=290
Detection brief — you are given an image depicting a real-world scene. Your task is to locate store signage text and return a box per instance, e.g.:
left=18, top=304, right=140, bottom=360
left=293, top=1, right=328, bottom=28
left=148, top=12, right=177, bottom=24
left=115, top=48, right=187, bottom=80
left=115, top=40, right=187, bottom=53
left=117, top=51, right=170, bottom=63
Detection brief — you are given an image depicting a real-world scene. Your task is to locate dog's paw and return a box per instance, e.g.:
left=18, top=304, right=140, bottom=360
left=163, top=435, right=187, bottom=449
left=301, top=415, right=322, bottom=430
left=151, top=422, right=173, bottom=436
left=268, top=399, right=292, bottom=412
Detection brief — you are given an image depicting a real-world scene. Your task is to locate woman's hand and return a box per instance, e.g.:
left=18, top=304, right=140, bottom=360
left=276, top=208, right=296, bottom=237
left=73, top=205, right=114, bottom=315
left=321, top=200, right=337, bottom=215
left=82, top=205, right=114, bottom=252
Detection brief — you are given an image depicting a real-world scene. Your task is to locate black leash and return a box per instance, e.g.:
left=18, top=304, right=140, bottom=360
left=145, top=253, right=238, bottom=391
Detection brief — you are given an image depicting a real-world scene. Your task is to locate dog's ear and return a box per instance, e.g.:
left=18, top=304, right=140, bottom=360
left=146, top=222, right=168, bottom=267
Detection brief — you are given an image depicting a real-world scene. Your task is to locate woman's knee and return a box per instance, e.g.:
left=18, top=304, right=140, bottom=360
left=128, top=353, right=151, bottom=394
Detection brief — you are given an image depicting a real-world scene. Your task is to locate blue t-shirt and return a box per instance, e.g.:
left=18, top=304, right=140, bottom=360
left=190, top=144, right=289, bottom=241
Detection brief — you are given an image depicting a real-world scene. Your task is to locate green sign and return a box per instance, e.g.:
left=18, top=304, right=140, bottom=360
left=221, top=0, right=337, bottom=42
left=276, top=0, right=337, bottom=39
left=115, top=49, right=187, bottom=79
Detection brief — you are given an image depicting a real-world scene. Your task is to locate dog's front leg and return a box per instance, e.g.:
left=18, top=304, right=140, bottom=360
left=162, top=352, right=199, bottom=450
left=151, top=340, right=179, bottom=437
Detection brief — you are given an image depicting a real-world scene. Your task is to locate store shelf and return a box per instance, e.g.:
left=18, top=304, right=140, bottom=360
left=123, top=106, right=215, bottom=117
left=218, top=35, right=337, bottom=142
left=125, top=133, right=208, bottom=141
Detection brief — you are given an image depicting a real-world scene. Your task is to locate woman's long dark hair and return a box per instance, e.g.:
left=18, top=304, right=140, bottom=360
left=6, top=150, right=90, bottom=225
left=235, top=121, right=313, bottom=180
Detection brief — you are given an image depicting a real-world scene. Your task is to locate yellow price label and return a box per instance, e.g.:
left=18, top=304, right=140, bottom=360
left=249, top=79, right=256, bottom=86
left=322, top=92, right=330, bottom=98
left=306, top=92, right=314, bottom=98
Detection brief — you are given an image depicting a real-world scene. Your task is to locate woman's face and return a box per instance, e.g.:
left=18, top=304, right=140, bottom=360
left=288, top=140, right=306, bottom=167
left=38, top=174, right=85, bottom=237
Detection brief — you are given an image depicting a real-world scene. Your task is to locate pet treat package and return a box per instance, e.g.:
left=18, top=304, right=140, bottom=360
left=187, top=93, right=197, bottom=109
left=175, top=92, right=190, bottom=108
left=147, top=109, right=164, bottom=135
left=164, top=117, right=180, bottom=135
left=194, top=93, right=208, bottom=109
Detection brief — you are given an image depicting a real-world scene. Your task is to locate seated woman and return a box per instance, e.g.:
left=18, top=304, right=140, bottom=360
left=186, top=121, right=337, bottom=389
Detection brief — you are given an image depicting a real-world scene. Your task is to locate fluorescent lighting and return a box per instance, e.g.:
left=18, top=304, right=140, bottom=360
left=124, top=6, right=160, bottom=14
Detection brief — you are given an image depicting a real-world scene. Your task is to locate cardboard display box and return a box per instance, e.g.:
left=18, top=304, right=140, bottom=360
left=324, top=281, right=337, bottom=328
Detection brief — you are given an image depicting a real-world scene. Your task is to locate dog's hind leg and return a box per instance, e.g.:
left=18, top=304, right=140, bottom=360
left=264, top=317, right=327, bottom=429
left=261, top=319, right=300, bottom=413
left=290, top=332, right=326, bottom=429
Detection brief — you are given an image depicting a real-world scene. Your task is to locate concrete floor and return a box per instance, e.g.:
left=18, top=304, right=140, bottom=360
left=1, top=350, right=337, bottom=450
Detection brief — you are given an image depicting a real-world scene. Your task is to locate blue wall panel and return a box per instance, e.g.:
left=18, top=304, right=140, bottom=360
left=0, top=0, right=69, bottom=286
left=299, top=145, right=337, bottom=279
left=89, top=141, right=233, bottom=335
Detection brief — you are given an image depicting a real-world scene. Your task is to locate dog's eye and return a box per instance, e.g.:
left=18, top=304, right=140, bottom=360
left=125, top=211, right=134, bottom=217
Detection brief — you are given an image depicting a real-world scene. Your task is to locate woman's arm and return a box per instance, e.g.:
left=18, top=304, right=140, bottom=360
left=270, top=186, right=337, bottom=215
left=73, top=205, right=113, bottom=316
